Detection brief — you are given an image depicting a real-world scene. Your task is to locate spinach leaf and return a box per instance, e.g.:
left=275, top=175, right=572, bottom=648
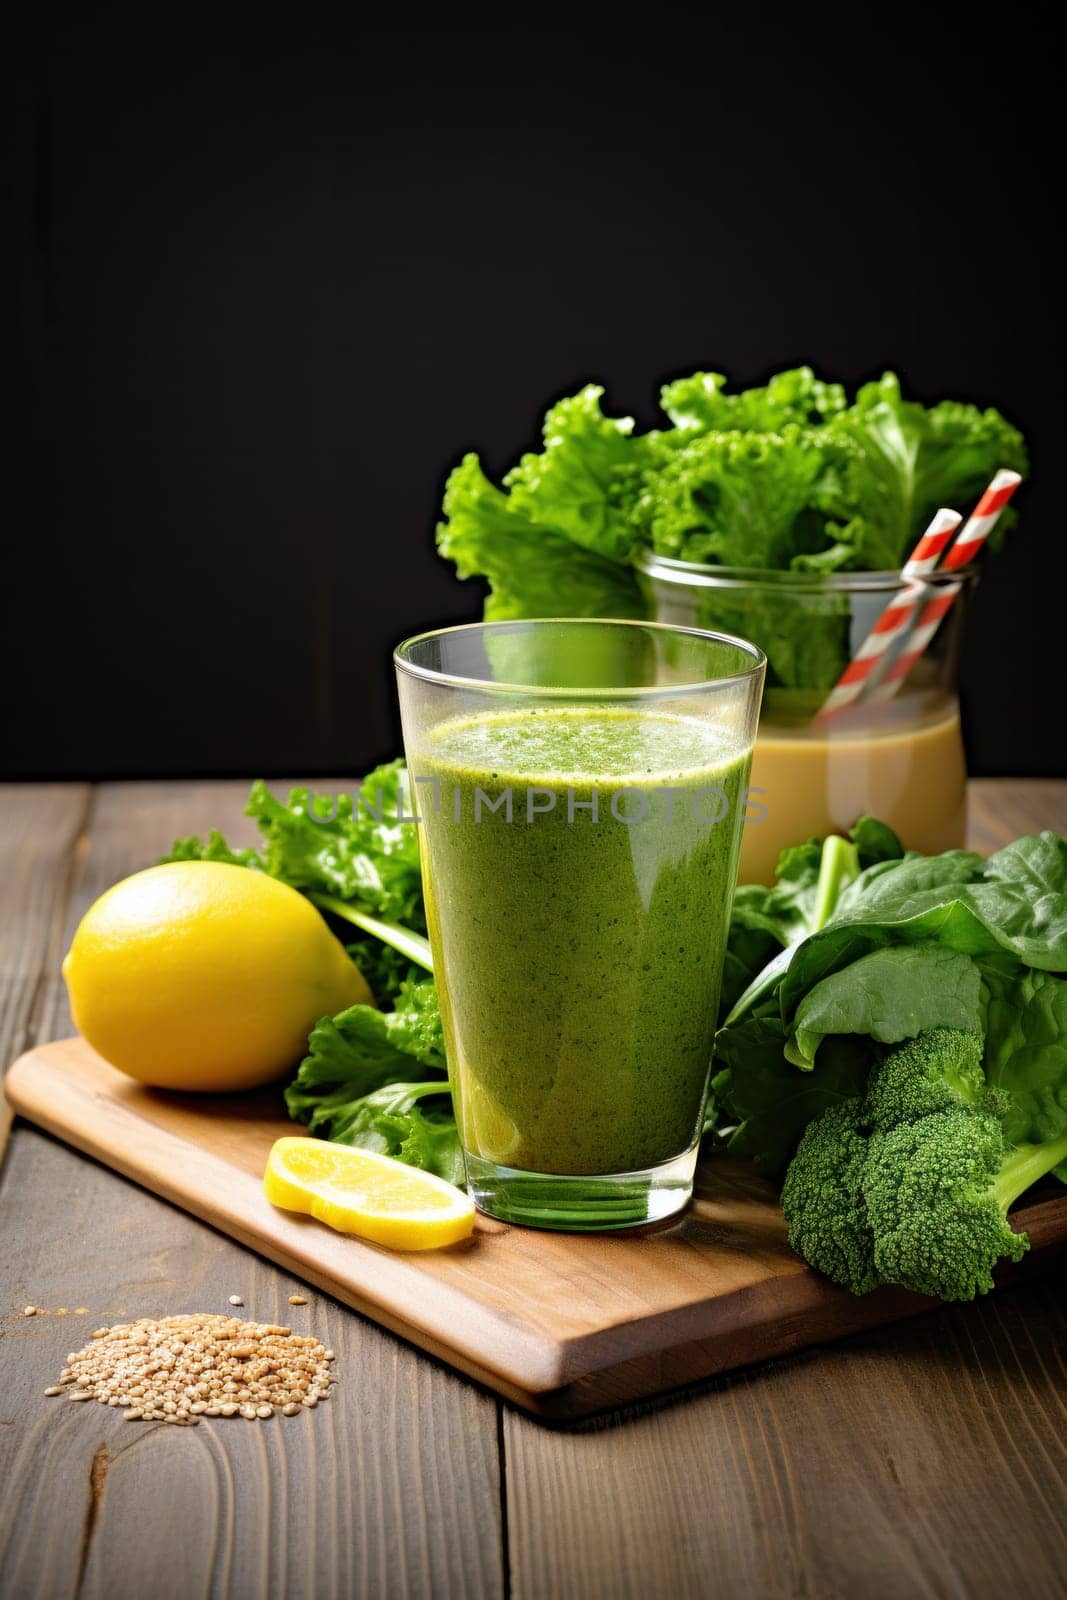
left=731, top=838, right=1065, bottom=1030
left=787, top=946, right=982, bottom=1070
left=713, top=1025, right=873, bottom=1176
left=719, top=925, right=784, bottom=1020
left=721, top=820, right=891, bottom=1024
left=728, top=838, right=822, bottom=947
left=850, top=817, right=904, bottom=869
left=981, top=961, right=1067, bottom=1166
left=970, top=833, right=1067, bottom=970
left=830, top=849, right=985, bottom=922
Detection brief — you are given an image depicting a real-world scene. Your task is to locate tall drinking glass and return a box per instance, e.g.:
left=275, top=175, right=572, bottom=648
left=394, top=619, right=765, bottom=1230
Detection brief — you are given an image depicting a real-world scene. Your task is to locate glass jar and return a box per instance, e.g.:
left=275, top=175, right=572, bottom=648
left=635, top=551, right=976, bottom=885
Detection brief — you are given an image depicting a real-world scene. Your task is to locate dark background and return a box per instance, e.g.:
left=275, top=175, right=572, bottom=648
left=6, top=12, right=1063, bottom=779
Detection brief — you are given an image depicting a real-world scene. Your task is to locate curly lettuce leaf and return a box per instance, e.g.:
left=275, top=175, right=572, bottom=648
left=818, top=373, right=1028, bottom=571
left=437, top=453, right=645, bottom=622
left=164, top=765, right=424, bottom=930
left=300, top=1079, right=461, bottom=1185
left=633, top=425, right=833, bottom=568
left=286, top=979, right=460, bottom=1184
left=435, top=368, right=1026, bottom=689
left=244, top=767, right=424, bottom=929
left=287, top=979, right=443, bottom=1099
left=344, top=936, right=424, bottom=1008
left=661, top=367, right=848, bottom=433
left=437, top=386, right=649, bottom=621
left=503, top=384, right=646, bottom=563
left=912, top=398, right=1028, bottom=554
left=362, top=1082, right=462, bottom=1186
left=284, top=979, right=458, bottom=1182
left=679, top=582, right=850, bottom=696
left=164, top=830, right=264, bottom=870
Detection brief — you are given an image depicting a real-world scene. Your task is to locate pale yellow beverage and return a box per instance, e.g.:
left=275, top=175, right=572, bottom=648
left=740, top=687, right=967, bottom=885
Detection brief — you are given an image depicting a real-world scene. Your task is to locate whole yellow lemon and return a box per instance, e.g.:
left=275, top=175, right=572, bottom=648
left=62, top=861, right=373, bottom=1091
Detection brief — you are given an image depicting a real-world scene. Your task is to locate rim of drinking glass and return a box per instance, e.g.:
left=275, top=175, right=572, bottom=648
left=633, top=547, right=978, bottom=592
left=394, top=617, right=767, bottom=699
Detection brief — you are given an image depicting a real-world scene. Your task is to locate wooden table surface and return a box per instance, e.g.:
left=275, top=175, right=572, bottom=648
left=2, top=778, right=1066, bottom=1600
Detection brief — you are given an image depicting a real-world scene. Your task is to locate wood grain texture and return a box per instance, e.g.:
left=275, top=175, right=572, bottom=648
left=503, top=1274, right=1067, bottom=1600
left=967, top=778, right=1067, bottom=854
left=5, top=778, right=1067, bottom=1600
left=0, top=784, right=90, bottom=1156
left=1, top=779, right=502, bottom=1600
left=499, top=779, right=1067, bottom=1598
left=0, top=1127, right=503, bottom=1600
left=8, top=1037, right=1067, bottom=1420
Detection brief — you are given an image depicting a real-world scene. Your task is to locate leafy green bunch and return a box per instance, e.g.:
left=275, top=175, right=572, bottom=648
left=436, top=367, right=1027, bottom=692
left=713, top=829, right=1067, bottom=1299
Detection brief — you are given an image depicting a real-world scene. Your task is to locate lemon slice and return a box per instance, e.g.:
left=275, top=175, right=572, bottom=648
left=263, top=1137, right=475, bottom=1251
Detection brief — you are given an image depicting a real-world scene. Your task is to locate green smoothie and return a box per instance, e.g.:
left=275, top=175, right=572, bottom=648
left=412, top=706, right=751, bottom=1177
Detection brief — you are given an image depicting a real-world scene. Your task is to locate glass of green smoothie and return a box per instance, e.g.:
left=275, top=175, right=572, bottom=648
left=394, top=619, right=766, bottom=1231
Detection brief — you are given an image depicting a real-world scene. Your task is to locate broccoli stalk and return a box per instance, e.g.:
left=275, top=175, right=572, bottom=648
left=781, top=1027, right=1067, bottom=1302
left=995, top=1136, right=1067, bottom=1209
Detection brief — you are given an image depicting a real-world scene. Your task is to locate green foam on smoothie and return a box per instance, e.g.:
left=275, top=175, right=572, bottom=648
left=426, top=706, right=746, bottom=786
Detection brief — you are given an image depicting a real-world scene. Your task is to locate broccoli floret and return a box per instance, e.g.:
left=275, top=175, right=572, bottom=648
left=862, top=1106, right=1036, bottom=1300
left=779, top=1027, right=1067, bottom=1302
left=863, top=1027, right=990, bottom=1130
left=780, top=1100, right=879, bottom=1294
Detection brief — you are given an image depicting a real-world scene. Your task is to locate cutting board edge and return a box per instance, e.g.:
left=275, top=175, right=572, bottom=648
left=7, top=1042, right=819, bottom=1400
left=537, top=1197, right=1067, bottom=1416
left=8, top=1037, right=1067, bottom=1421
left=4, top=1042, right=572, bottom=1398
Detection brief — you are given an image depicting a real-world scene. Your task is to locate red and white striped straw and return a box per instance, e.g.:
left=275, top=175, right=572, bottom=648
left=866, top=469, right=1022, bottom=702
left=814, top=508, right=961, bottom=719
left=940, top=468, right=1023, bottom=571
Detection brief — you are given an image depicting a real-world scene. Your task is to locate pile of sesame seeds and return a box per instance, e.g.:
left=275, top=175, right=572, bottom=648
left=44, top=1313, right=336, bottom=1424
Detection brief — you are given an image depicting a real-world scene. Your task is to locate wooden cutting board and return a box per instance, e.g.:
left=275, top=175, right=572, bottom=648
left=8, top=1036, right=1067, bottom=1419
